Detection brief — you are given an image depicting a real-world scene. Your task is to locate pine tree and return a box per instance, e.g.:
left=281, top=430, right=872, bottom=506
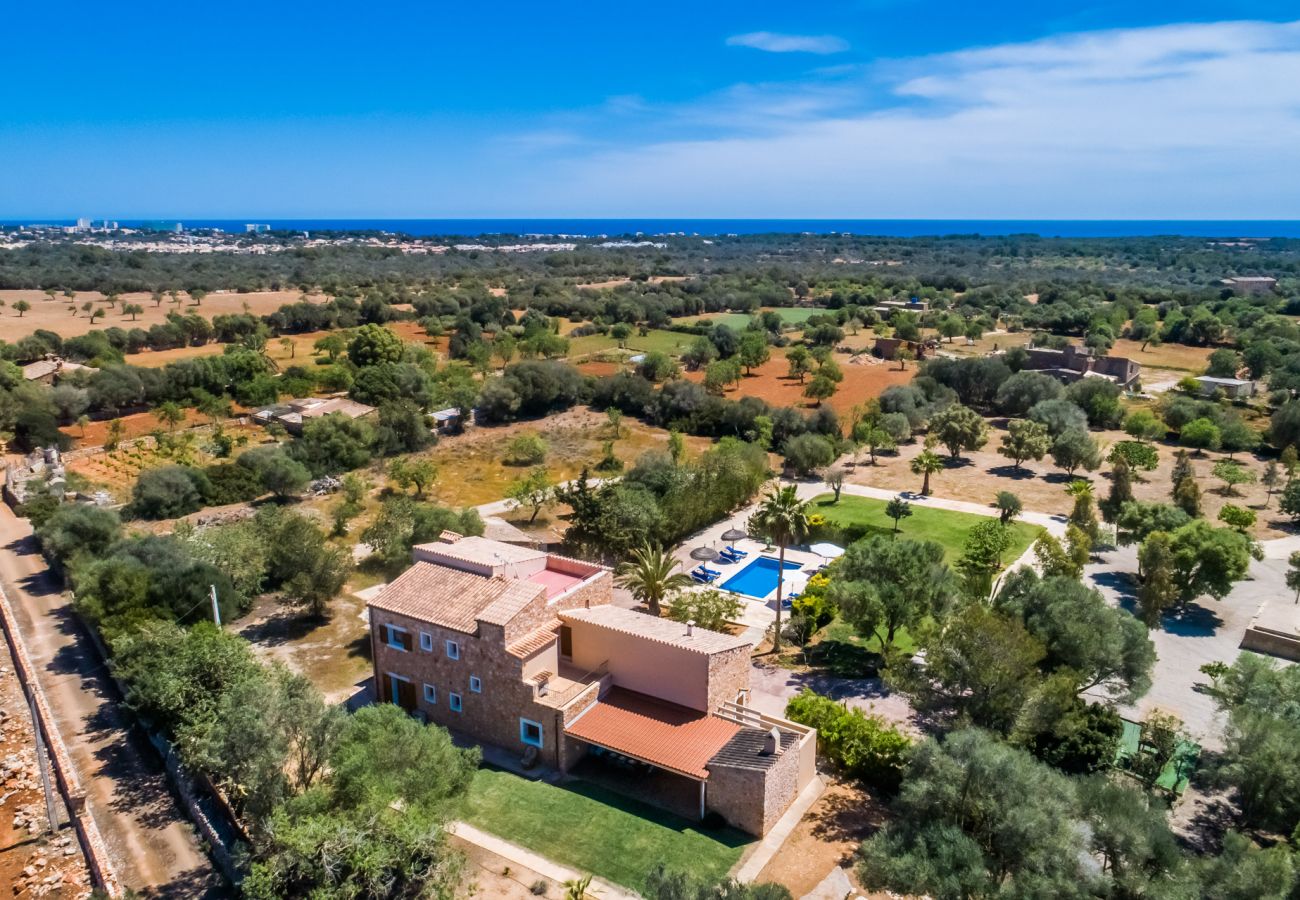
left=1170, top=449, right=1193, bottom=487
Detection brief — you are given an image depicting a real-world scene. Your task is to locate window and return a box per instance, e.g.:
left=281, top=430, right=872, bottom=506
left=449, top=692, right=462, bottom=712
left=445, top=640, right=460, bottom=660
left=520, top=718, right=543, bottom=748
left=469, top=675, right=482, bottom=693
left=419, top=631, right=434, bottom=652
left=385, top=625, right=411, bottom=652
left=423, top=683, right=437, bottom=704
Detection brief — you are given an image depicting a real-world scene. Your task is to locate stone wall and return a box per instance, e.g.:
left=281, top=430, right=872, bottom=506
left=706, top=645, right=751, bottom=711
left=371, top=609, right=564, bottom=767
left=705, top=741, right=802, bottom=836
left=501, top=569, right=611, bottom=644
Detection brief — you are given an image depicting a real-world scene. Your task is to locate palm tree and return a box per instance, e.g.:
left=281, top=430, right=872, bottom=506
left=910, top=450, right=945, bottom=496
left=614, top=542, right=692, bottom=618
left=752, top=485, right=809, bottom=652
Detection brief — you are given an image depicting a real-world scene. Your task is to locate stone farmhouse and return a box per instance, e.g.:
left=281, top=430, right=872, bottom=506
left=1016, top=343, right=1141, bottom=390
left=367, top=532, right=817, bottom=835
left=250, top=396, right=375, bottom=435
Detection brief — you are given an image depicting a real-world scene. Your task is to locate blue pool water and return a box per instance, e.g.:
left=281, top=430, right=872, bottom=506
left=721, top=557, right=803, bottom=599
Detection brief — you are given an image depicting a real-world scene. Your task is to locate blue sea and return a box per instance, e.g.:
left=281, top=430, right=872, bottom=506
left=6, top=219, right=1300, bottom=239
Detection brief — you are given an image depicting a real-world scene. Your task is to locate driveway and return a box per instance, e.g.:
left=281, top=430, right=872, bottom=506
left=748, top=661, right=918, bottom=733
left=0, top=506, right=223, bottom=897
left=1084, top=545, right=1283, bottom=751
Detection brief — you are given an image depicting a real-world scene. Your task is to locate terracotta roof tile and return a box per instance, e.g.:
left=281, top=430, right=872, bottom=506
left=368, top=563, right=543, bottom=634
left=558, top=606, right=751, bottom=655
left=563, top=688, right=741, bottom=779
left=506, top=619, right=562, bottom=658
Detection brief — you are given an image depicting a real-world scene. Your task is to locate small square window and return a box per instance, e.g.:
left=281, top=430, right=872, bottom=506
left=423, top=683, right=437, bottom=704
left=385, top=625, right=410, bottom=652
left=469, top=675, right=482, bottom=693
left=449, top=692, right=463, bottom=712
left=446, top=640, right=460, bottom=660
left=419, top=632, right=434, bottom=652
left=520, top=718, right=543, bottom=748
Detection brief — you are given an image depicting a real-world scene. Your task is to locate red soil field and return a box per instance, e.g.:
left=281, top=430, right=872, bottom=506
left=682, top=349, right=914, bottom=419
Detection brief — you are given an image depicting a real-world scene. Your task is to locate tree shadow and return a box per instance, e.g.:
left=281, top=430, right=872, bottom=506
left=138, top=863, right=229, bottom=899
left=1162, top=602, right=1225, bottom=637
left=236, top=608, right=328, bottom=648
left=1092, top=569, right=1140, bottom=615
left=987, top=465, right=1038, bottom=481
left=807, top=784, right=888, bottom=849
left=1043, top=472, right=1077, bottom=484
left=344, top=632, right=371, bottom=661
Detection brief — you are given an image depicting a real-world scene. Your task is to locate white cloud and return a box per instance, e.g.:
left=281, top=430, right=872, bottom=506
left=492, top=19, right=1300, bottom=217
left=726, top=32, right=849, bottom=54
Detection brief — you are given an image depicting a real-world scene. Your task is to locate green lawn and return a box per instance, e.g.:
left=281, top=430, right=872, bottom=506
left=462, top=768, right=751, bottom=890
left=567, top=328, right=697, bottom=359
left=809, top=493, right=1042, bottom=565
left=675, top=307, right=824, bottom=333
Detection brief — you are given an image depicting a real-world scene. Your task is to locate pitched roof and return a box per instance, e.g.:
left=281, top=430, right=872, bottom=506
left=368, top=562, right=543, bottom=633
left=563, top=688, right=741, bottom=779
left=506, top=619, right=562, bottom=658
left=558, top=606, right=751, bottom=655
left=707, top=728, right=799, bottom=773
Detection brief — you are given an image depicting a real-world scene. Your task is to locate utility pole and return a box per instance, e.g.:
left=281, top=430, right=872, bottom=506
left=209, top=584, right=221, bottom=626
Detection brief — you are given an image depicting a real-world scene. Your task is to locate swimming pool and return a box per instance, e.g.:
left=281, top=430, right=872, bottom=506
left=721, top=556, right=803, bottom=599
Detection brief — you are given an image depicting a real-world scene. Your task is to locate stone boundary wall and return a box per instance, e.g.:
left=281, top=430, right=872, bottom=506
left=0, top=583, right=122, bottom=897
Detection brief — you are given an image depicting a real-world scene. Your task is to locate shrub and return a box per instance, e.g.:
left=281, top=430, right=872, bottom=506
left=785, top=689, right=910, bottom=790
left=504, top=433, right=548, bottom=466
left=130, top=464, right=210, bottom=520
left=667, top=590, right=742, bottom=632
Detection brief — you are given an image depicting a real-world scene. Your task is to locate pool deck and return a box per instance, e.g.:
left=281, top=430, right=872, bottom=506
left=674, top=529, right=827, bottom=636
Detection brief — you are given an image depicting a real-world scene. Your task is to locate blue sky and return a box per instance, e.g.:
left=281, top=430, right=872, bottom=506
left=3, top=2, right=1299, bottom=218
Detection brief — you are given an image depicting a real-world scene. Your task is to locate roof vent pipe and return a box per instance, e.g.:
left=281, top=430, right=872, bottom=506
left=763, top=726, right=781, bottom=756
left=686, top=620, right=694, bottom=638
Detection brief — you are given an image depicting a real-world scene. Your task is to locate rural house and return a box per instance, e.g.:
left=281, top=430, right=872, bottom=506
left=1014, top=343, right=1141, bottom=390
left=367, top=533, right=817, bottom=835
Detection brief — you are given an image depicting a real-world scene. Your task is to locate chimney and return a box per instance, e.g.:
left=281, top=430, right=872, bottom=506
left=686, top=620, right=695, bottom=638
left=762, top=726, right=782, bottom=756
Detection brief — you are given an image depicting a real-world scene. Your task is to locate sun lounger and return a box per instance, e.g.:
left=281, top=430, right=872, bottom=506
left=725, top=545, right=748, bottom=558
left=691, top=570, right=713, bottom=584
left=718, top=548, right=743, bottom=563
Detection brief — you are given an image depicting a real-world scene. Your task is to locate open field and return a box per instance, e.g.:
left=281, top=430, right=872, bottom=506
left=0, top=289, right=327, bottom=340
left=566, top=328, right=696, bottom=359
left=462, top=768, right=750, bottom=892
left=676, top=307, right=822, bottom=332
left=808, top=492, right=1042, bottom=564
left=418, top=408, right=711, bottom=509
left=844, top=424, right=1289, bottom=539
left=1110, top=339, right=1215, bottom=373
left=683, top=347, right=914, bottom=419
left=123, top=320, right=446, bottom=368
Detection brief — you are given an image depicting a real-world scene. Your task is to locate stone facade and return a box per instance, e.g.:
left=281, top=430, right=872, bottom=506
left=705, top=734, right=803, bottom=835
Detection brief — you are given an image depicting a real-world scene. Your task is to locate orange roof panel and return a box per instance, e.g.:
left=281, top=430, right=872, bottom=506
left=563, top=688, right=740, bottom=779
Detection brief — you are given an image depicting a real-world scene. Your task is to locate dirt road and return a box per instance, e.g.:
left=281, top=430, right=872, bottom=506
left=0, top=505, right=224, bottom=897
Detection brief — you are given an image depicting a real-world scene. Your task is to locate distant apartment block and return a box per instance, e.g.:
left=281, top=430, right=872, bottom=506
left=1016, top=343, right=1141, bottom=390
left=367, top=533, right=817, bottom=835
left=1221, top=276, right=1277, bottom=295
left=250, top=397, right=375, bottom=435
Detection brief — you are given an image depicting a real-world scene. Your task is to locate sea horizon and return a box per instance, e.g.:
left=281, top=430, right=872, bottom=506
left=5, top=218, right=1300, bottom=239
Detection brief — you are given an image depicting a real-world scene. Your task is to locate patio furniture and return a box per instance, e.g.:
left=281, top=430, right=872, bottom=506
left=724, top=545, right=748, bottom=558
left=809, top=542, right=845, bottom=560
left=718, top=547, right=744, bottom=563
left=691, top=570, right=714, bottom=585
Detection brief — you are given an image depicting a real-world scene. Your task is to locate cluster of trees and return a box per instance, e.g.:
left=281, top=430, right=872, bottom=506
left=558, top=438, right=769, bottom=559
left=111, top=623, right=481, bottom=898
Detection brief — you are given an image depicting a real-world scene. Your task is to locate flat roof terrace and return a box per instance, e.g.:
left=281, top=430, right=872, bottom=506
left=528, top=566, right=585, bottom=598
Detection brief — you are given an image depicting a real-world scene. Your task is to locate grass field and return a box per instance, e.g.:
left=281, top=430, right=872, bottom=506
left=676, top=307, right=823, bottom=333
left=462, top=768, right=750, bottom=891
left=567, top=328, right=697, bottom=359
left=808, top=493, right=1041, bottom=564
